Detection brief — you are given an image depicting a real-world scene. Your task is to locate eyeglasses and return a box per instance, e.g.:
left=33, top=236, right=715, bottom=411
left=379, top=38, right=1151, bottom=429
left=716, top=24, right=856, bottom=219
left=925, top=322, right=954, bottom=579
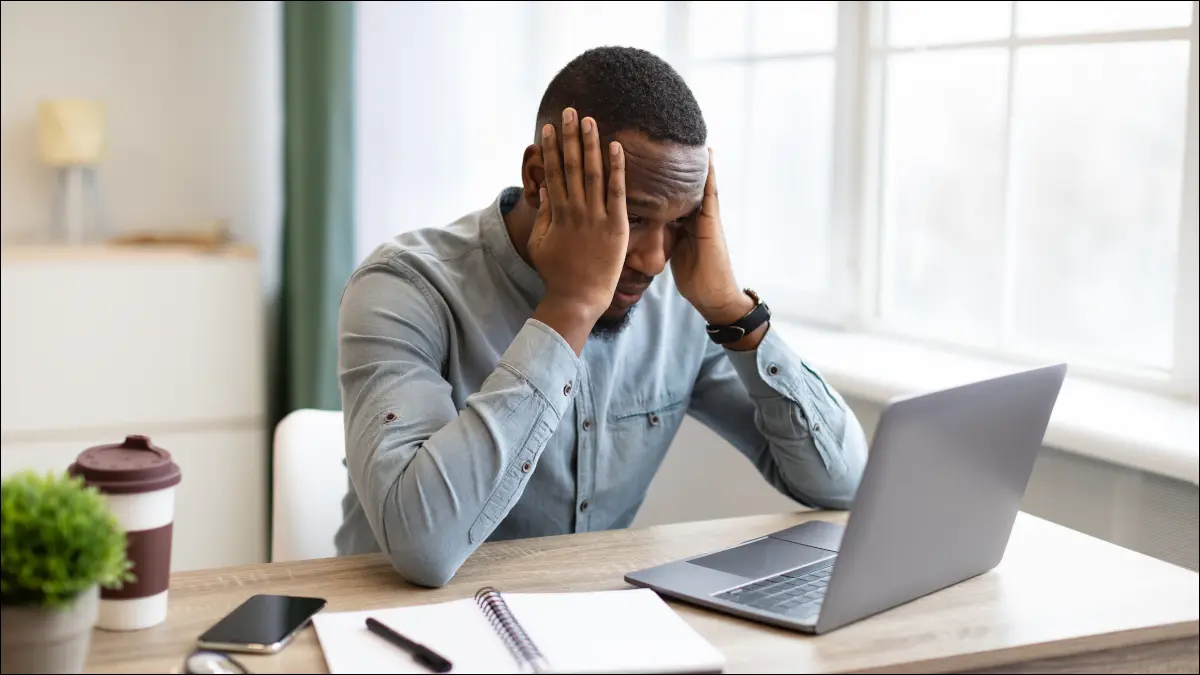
left=182, top=649, right=250, bottom=674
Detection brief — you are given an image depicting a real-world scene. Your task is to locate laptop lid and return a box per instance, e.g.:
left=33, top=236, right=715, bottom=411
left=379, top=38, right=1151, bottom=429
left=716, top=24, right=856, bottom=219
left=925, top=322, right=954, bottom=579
left=814, top=364, right=1067, bottom=634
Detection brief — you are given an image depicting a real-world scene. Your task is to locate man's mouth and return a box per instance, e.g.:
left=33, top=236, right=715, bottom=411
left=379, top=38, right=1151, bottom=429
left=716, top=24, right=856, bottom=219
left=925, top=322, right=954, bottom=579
left=613, top=283, right=649, bottom=306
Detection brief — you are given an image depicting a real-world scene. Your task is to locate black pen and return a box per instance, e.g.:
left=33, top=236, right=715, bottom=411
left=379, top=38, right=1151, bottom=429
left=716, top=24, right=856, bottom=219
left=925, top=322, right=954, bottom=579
left=365, top=616, right=454, bottom=673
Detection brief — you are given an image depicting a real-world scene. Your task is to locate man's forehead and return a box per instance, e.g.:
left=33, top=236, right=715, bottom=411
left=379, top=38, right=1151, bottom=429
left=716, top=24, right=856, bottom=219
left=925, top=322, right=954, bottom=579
left=611, top=131, right=707, bottom=212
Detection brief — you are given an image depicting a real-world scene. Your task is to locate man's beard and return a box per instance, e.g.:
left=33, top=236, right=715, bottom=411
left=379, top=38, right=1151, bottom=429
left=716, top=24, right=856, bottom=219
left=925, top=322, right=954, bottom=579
left=590, top=304, right=638, bottom=340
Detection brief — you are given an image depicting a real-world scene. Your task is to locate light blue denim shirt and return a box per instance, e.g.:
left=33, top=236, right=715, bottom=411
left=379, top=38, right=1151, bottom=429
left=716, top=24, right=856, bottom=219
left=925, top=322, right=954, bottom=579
left=335, top=187, right=868, bottom=587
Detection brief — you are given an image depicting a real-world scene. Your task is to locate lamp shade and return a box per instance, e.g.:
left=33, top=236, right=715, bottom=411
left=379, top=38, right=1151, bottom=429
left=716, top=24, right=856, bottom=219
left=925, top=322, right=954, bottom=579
left=37, top=99, right=106, bottom=166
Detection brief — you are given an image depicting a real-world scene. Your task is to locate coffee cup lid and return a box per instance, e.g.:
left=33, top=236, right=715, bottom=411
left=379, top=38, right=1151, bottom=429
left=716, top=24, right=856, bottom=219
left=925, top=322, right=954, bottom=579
left=68, top=435, right=182, bottom=494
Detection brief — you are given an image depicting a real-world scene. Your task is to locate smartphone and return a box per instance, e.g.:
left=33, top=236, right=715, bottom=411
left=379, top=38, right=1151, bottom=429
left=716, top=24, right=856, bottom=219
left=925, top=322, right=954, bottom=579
left=196, top=594, right=327, bottom=654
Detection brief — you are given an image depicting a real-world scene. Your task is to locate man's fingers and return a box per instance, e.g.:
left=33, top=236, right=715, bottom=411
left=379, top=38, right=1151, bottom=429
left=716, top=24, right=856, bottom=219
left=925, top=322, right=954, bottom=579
left=535, top=186, right=551, bottom=227
left=704, top=148, right=719, bottom=196
left=606, top=141, right=628, bottom=229
left=560, top=107, right=585, bottom=202
left=701, top=147, right=720, bottom=219
left=581, top=116, right=605, bottom=211
left=541, top=124, right=567, bottom=207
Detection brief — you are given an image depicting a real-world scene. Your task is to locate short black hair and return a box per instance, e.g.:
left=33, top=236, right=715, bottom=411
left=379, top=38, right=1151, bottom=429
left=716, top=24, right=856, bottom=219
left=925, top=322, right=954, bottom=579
left=536, top=46, right=707, bottom=147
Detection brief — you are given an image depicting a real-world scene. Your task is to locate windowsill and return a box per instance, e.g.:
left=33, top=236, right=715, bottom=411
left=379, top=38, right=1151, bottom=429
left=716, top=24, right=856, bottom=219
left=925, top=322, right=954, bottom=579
left=773, top=320, right=1200, bottom=486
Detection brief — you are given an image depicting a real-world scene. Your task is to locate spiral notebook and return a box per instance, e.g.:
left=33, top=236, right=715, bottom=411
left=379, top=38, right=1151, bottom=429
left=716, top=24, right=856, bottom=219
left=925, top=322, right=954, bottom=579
left=311, top=586, right=725, bottom=674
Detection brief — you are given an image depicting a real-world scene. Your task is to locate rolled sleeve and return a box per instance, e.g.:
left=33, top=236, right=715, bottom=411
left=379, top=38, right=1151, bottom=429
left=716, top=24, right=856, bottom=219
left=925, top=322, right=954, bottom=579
left=691, top=324, right=868, bottom=510
left=499, top=319, right=582, bottom=419
left=726, top=327, right=855, bottom=468
left=337, top=266, right=584, bottom=586
left=724, top=327, right=800, bottom=400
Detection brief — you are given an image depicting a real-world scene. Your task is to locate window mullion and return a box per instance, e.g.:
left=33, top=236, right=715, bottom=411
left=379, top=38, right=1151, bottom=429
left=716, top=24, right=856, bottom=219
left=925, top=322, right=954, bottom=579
left=997, top=0, right=1021, bottom=353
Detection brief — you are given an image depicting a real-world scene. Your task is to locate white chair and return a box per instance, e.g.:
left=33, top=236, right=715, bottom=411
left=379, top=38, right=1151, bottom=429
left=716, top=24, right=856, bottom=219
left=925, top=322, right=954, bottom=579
left=271, top=408, right=347, bottom=562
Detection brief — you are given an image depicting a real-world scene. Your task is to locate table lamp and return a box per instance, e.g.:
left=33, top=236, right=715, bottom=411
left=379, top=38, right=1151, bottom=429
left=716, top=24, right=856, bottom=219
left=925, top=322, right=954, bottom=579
left=38, top=99, right=108, bottom=244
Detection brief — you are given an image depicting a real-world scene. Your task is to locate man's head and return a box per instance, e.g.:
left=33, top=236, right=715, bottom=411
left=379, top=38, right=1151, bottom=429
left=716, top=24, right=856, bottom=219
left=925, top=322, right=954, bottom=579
left=520, top=46, right=709, bottom=338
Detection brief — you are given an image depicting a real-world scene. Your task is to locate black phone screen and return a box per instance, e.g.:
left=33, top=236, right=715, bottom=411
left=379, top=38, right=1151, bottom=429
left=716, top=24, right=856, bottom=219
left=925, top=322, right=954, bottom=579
left=198, top=594, right=327, bottom=647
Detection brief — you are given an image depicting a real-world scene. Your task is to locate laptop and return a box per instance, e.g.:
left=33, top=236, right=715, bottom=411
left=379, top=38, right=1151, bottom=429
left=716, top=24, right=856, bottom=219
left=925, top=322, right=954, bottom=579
left=625, top=363, right=1067, bottom=635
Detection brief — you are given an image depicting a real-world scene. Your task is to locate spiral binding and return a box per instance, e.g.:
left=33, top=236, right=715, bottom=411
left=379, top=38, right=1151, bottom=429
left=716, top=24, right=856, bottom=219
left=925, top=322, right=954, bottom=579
left=475, top=586, right=551, bottom=673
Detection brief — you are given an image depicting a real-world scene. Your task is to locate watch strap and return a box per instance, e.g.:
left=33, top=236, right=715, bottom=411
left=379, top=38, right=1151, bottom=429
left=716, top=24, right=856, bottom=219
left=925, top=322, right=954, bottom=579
left=706, top=290, right=771, bottom=345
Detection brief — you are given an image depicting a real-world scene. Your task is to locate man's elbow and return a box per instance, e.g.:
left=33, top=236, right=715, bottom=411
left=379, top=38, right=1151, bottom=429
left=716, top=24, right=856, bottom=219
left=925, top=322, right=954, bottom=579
left=826, top=416, right=869, bottom=508
left=386, top=545, right=461, bottom=588
left=378, top=501, right=464, bottom=588
left=804, top=439, right=868, bottom=511
left=813, top=480, right=860, bottom=511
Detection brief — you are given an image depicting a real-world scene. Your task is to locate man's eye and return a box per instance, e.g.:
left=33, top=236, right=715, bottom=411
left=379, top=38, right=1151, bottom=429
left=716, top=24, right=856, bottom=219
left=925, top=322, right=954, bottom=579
left=628, top=215, right=644, bottom=226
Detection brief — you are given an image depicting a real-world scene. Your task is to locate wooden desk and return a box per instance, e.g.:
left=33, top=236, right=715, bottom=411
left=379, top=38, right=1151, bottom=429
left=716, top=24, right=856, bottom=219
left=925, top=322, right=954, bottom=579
left=84, top=511, right=1198, bottom=674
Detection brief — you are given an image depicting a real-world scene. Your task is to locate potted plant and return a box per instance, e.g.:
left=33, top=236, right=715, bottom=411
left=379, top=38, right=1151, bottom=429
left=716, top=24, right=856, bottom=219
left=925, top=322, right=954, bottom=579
left=1, top=470, right=133, bottom=674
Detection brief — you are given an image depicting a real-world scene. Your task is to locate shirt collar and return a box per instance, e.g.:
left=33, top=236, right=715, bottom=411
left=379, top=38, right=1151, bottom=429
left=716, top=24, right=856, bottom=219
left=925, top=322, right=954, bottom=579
left=481, top=186, right=546, bottom=301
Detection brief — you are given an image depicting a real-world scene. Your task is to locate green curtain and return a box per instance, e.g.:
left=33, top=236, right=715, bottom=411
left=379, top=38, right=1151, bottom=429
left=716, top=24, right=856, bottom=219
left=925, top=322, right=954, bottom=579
left=274, top=0, right=356, bottom=428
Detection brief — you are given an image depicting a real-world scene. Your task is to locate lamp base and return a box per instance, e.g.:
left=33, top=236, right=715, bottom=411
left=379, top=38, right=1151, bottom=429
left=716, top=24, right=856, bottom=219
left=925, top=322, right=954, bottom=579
left=51, top=165, right=107, bottom=245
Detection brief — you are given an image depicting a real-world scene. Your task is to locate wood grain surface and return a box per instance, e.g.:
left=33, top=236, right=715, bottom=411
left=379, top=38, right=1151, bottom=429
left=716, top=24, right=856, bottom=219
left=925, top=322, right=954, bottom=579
left=83, top=511, right=1199, bottom=674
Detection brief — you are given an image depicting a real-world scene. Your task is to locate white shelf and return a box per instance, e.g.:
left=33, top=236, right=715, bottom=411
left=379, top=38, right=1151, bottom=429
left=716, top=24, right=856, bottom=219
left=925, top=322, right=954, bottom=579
left=1, top=242, right=257, bottom=263
left=0, top=249, right=268, bottom=571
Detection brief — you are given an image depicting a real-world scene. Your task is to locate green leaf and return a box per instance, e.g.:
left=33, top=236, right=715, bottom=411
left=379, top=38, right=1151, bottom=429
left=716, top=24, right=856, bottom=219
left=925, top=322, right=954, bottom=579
left=1, top=470, right=135, bottom=608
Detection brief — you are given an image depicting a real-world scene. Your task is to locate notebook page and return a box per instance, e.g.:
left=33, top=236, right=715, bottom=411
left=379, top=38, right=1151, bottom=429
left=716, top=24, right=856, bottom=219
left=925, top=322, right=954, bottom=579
left=311, top=597, right=523, bottom=674
left=501, top=589, right=725, bottom=674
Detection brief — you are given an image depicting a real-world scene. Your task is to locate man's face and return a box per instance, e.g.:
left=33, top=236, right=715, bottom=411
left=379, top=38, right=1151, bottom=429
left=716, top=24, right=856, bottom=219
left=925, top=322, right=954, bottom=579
left=592, top=130, right=708, bottom=336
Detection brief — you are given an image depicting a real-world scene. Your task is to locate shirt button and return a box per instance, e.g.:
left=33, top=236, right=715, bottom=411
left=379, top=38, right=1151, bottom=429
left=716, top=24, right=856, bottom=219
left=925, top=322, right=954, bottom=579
left=648, top=413, right=661, bottom=426
left=579, top=500, right=590, bottom=513
left=582, top=418, right=592, bottom=431
left=563, top=382, right=573, bottom=396
left=767, top=364, right=780, bottom=376
left=521, top=460, right=532, bottom=473
left=813, top=422, right=822, bottom=432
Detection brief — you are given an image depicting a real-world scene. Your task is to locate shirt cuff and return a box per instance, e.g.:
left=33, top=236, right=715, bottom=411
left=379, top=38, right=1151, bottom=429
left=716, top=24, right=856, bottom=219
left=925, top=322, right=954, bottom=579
left=499, top=318, right=582, bottom=418
left=724, top=325, right=804, bottom=399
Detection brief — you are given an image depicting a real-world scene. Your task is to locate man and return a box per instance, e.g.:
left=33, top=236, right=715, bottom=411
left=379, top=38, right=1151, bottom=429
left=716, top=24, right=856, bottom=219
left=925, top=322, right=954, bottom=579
left=335, top=46, right=868, bottom=587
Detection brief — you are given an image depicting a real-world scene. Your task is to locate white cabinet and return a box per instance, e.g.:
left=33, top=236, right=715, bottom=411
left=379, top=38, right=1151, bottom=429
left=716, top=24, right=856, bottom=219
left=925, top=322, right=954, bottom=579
left=1, top=245, right=268, bottom=571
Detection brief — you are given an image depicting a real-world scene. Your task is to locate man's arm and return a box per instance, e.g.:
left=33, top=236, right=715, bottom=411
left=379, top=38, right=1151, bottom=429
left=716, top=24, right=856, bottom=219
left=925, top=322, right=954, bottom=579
left=338, top=262, right=581, bottom=587
left=339, top=110, right=632, bottom=587
left=687, top=325, right=868, bottom=510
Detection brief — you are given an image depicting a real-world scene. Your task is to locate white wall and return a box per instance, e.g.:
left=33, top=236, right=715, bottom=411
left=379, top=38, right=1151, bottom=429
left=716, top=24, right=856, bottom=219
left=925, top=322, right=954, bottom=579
left=0, top=1, right=282, bottom=571
left=353, top=0, right=674, bottom=261
left=0, top=0, right=282, bottom=267
left=635, top=404, right=881, bottom=526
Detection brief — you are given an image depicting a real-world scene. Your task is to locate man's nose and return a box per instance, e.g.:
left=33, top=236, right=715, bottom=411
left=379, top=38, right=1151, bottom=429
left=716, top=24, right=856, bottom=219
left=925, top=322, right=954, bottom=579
left=625, top=225, right=669, bottom=278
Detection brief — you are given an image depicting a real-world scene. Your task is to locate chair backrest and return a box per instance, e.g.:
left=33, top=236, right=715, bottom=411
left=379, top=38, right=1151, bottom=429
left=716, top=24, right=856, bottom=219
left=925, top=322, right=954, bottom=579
left=271, top=408, right=347, bottom=562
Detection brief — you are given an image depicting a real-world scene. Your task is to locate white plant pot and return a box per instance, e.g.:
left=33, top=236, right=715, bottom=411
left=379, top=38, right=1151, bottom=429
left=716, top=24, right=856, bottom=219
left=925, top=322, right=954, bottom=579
left=0, top=584, right=99, bottom=675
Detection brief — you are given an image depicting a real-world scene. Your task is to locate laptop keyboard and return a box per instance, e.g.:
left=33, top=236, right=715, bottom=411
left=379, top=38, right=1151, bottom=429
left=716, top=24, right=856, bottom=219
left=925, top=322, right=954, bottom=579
left=713, top=564, right=832, bottom=618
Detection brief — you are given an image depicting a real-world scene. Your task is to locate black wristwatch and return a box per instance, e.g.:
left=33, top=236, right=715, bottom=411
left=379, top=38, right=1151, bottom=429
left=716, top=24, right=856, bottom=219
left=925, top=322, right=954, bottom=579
left=705, top=289, right=771, bottom=345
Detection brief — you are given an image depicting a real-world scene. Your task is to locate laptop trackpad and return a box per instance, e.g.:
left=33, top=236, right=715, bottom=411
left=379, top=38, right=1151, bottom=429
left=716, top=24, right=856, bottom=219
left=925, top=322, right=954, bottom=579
left=688, top=537, right=836, bottom=580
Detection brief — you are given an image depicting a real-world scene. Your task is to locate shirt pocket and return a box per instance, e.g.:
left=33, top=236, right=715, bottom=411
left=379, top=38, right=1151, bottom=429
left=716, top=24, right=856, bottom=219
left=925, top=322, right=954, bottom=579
left=609, top=391, right=689, bottom=451
left=599, top=393, right=690, bottom=501
left=609, top=393, right=689, bottom=431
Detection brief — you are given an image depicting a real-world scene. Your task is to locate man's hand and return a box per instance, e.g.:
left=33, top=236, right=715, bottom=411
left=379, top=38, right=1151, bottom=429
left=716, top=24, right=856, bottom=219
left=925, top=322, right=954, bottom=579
left=670, top=149, right=764, bottom=349
left=529, top=108, right=630, bottom=355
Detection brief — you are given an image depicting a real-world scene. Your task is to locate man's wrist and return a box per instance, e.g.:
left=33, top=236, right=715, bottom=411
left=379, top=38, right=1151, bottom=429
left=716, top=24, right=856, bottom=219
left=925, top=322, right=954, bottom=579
left=699, top=288, right=769, bottom=352
left=722, top=321, right=769, bottom=351
left=696, top=292, right=756, bottom=326
left=532, top=295, right=601, bottom=356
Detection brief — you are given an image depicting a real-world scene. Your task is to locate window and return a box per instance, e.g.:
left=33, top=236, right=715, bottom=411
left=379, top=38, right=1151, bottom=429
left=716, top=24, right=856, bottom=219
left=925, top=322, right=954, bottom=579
left=680, top=1, right=843, bottom=307
left=682, top=1, right=1199, bottom=397
left=355, top=1, right=669, bottom=262
left=869, top=0, right=1198, bottom=394
left=356, top=1, right=1198, bottom=399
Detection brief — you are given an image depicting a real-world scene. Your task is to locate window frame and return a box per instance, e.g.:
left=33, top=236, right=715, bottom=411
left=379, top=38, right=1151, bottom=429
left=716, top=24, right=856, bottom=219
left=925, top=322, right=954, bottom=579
left=670, top=0, right=854, bottom=330
left=678, top=1, right=1199, bottom=401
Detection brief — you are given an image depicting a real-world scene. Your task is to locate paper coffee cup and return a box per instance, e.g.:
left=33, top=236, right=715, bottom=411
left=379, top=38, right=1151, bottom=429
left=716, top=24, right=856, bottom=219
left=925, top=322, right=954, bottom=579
left=68, top=435, right=181, bottom=631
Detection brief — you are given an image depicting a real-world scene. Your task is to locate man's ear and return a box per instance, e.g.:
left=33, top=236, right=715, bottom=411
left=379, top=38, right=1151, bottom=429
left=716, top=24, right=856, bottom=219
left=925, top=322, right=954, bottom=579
left=521, top=144, right=545, bottom=210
